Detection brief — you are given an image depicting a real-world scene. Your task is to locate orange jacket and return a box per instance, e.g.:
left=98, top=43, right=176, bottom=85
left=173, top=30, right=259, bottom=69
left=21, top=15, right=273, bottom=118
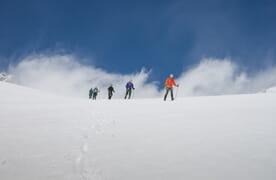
left=164, top=77, right=176, bottom=87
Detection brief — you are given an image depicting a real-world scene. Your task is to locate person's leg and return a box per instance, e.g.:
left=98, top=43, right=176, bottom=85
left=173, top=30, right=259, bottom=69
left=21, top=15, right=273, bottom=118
left=125, top=89, right=128, bottom=99
left=128, top=90, right=132, bottom=99
left=170, top=88, right=174, bottom=100
left=164, top=87, right=169, bottom=100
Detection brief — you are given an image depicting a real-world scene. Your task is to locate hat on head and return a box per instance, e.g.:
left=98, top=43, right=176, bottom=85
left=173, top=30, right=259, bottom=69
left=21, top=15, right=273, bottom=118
left=170, top=74, right=174, bottom=78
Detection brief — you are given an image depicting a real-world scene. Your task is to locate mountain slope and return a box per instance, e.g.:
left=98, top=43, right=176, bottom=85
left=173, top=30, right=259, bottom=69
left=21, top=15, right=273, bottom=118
left=0, top=82, right=276, bottom=180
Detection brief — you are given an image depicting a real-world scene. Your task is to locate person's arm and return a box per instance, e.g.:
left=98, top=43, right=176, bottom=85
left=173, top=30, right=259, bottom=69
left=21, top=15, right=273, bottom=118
left=174, top=80, right=179, bottom=87
left=164, top=78, right=169, bottom=87
left=173, top=79, right=177, bottom=86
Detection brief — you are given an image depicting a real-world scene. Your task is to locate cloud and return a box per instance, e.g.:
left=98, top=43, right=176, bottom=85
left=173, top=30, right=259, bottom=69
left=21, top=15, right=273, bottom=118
left=7, top=54, right=276, bottom=99
left=8, top=53, right=161, bottom=99
left=176, top=58, right=276, bottom=96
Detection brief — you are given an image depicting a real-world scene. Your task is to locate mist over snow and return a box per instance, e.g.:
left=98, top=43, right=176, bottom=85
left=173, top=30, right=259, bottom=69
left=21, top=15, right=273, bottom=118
left=177, top=59, right=276, bottom=96
left=7, top=54, right=276, bottom=98
left=8, top=54, right=161, bottom=98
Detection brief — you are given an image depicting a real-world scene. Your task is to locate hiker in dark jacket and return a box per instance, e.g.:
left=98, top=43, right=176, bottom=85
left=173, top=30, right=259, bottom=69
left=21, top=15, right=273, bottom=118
left=107, top=85, right=115, bottom=99
left=93, top=87, right=99, bottom=100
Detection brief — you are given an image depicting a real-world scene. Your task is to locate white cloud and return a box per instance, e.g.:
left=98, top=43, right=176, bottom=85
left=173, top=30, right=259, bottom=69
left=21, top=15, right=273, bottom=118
left=8, top=54, right=161, bottom=99
left=176, top=58, right=276, bottom=96
left=8, top=54, right=276, bottom=99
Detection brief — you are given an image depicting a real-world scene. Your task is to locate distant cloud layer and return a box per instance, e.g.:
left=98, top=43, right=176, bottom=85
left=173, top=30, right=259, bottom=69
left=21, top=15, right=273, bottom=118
left=8, top=53, right=276, bottom=98
left=8, top=54, right=161, bottom=98
left=177, top=59, right=276, bottom=96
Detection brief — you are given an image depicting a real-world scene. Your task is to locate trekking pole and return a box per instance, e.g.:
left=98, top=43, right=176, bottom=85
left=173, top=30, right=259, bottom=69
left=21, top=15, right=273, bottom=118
left=132, top=89, right=135, bottom=99
left=175, top=85, right=179, bottom=99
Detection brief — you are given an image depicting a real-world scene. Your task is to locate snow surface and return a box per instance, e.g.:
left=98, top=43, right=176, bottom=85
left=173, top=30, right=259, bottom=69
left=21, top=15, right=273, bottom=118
left=0, top=81, right=276, bottom=180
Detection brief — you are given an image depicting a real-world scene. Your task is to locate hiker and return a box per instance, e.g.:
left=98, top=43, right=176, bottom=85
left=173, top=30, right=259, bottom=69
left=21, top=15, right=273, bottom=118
left=124, top=80, right=135, bottom=99
left=93, top=87, right=100, bottom=100
left=164, top=74, right=178, bottom=101
left=89, top=88, right=93, bottom=99
left=107, top=84, right=115, bottom=99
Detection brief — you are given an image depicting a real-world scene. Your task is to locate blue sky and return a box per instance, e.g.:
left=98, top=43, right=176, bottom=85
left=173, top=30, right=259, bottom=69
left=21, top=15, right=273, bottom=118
left=1, top=0, right=276, bottom=83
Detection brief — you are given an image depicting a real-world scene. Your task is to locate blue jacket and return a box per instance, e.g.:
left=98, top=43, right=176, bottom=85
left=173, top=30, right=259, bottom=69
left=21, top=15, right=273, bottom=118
left=126, top=82, right=135, bottom=89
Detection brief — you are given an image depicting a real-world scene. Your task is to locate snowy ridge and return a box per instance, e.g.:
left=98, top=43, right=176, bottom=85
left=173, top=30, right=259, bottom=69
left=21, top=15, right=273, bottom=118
left=0, top=82, right=276, bottom=180
left=0, top=73, right=11, bottom=82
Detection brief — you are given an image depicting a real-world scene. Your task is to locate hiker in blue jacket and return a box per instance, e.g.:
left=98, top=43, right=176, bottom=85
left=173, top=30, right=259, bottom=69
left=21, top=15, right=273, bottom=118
left=124, top=80, right=135, bottom=99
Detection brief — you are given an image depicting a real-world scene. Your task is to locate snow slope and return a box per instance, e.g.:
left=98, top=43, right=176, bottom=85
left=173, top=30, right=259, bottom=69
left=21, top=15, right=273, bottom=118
left=0, top=81, right=276, bottom=180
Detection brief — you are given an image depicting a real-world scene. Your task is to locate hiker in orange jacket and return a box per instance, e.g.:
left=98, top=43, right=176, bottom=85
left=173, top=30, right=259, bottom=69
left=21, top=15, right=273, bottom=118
left=164, top=74, right=178, bottom=101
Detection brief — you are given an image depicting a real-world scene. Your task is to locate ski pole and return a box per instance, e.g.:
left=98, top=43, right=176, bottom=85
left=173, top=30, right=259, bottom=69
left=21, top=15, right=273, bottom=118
left=175, top=85, right=179, bottom=99
left=132, top=89, right=135, bottom=99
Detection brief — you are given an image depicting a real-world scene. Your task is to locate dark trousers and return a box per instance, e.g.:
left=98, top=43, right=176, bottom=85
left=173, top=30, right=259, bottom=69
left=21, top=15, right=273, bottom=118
left=93, top=92, right=97, bottom=100
left=164, top=87, right=174, bottom=100
left=108, top=91, right=113, bottom=99
left=125, top=88, right=132, bottom=99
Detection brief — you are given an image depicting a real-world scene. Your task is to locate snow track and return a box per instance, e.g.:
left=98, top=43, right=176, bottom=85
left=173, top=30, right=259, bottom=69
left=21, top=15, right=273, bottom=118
left=74, top=108, right=116, bottom=180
